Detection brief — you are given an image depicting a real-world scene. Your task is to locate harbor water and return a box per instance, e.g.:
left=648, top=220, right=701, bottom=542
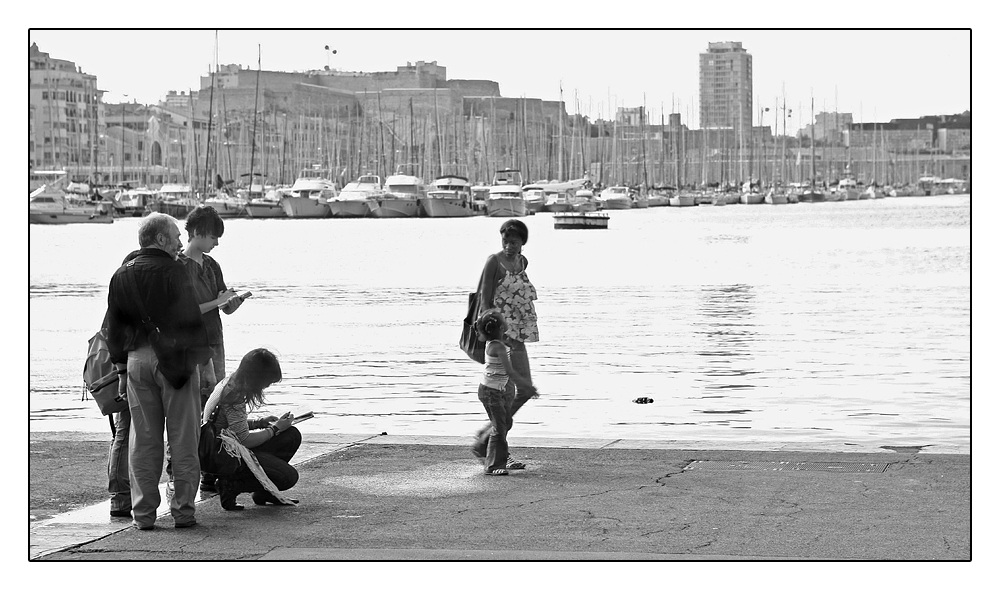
left=29, top=196, right=971, bottom=452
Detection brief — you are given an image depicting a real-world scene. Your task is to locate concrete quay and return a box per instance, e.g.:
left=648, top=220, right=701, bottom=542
left=30, top=434, right=970, bottom=561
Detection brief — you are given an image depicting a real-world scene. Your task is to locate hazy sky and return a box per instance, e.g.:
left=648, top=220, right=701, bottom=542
left=27, top=26, right=970, bottom=134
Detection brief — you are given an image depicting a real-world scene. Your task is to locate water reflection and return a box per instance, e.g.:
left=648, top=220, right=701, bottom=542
left=694, top=284, right=759, bottom=426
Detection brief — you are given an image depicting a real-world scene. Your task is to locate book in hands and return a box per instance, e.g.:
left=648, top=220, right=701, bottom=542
left=291, top=410, right=314, bottom=425
left=218, top=292, right=252, bottom=309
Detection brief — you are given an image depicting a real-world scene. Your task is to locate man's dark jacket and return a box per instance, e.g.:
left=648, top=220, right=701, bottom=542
left=106, top=248, right=210, bottom=389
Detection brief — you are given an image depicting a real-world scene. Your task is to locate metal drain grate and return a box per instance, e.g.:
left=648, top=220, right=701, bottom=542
left=684, top=460, right=889, bottom=473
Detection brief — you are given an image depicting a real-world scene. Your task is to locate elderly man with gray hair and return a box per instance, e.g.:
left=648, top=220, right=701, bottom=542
left=106, top=213, right=211, bottom=530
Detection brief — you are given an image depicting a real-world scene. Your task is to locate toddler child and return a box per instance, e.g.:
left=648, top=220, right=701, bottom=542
left=475, top=309, right=537, bottom=475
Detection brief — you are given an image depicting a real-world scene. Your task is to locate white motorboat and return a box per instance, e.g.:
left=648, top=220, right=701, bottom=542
left=329, top=174, right=382, bottom=218
left=114, top=187, right=157, bottom=217
left=150, top=184, right=199, bottom=218
left=486, top=169, right=527, bottom=217
left=596, top=186, right=632, bottom=210
left=204, top=189, right=248, bottom=218
left=420, top=174, right=483, bottom=217
left=284, top=169, right=335, bottom=218
left=521, top=186, right=547, bottom=213
left=570, top=189, right=598, bottom=212
left=647, top=187, right=672, bottom=207
left=245, top=188, right=290, bottom=218
left=764, top=189, right=789, bottom=205
left=369, top=166, right=423, bottom=218
left=543, top=191, right=574, bottom=213
left=834, top=178, right=860, bottom=201
left=630, top=189, right=649, bottom=209
left=29, top=184, right=114, bottom=224
left=668, top=192, right=697, bottom=207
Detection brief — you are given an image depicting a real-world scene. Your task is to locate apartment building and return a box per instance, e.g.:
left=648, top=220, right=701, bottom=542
left=699, top=41, right=753, bottom=143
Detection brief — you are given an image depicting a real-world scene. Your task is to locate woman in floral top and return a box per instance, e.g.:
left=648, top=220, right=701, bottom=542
left=471, top=219, right=540, bottom=470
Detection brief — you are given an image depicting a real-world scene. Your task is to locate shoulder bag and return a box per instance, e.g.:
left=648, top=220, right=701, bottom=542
left=460, top=291, right=485, bottom=363
left=199, top=405, right=243, bottom=476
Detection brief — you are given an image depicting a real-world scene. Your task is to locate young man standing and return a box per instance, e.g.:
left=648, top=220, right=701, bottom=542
left=177, top=205, right=245, bottom=492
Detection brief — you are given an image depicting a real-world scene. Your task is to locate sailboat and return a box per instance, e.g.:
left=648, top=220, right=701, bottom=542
left=799, top=96, right=826, bottom=203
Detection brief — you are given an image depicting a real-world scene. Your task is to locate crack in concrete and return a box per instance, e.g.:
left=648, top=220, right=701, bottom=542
left=638, top=460, right=694, bottom=490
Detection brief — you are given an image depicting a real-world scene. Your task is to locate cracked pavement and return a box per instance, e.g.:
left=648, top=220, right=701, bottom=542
left=35, top=441, right=970, bottom=561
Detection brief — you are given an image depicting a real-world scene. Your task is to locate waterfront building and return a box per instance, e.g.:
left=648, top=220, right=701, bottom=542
left=699, top=41, right=753, bottom=145
left=28, top=43, right=103, bottom=182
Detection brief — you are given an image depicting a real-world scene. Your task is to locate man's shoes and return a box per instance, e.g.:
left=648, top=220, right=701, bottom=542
left=110, top=509, right=132, bottom=518
left=134, top=522, right=154, bottom=531
left=174, top=520, right=198, bottom=529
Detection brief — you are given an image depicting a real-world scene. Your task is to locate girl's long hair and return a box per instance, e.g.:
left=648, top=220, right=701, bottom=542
left=227, top=348, right=282, bottom=410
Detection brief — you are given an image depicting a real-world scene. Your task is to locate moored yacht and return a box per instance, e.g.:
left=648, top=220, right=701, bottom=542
left=543, top=191, right=574, bottom=213
left=330, top=174, right=382, bottom=218
left=569, top=189, right=598, bottom=212
left=521, top=185, right=547, bottom=213
left=150, top=184, right=198, bottom=217
left=114, top=187, right=157, bottom=217
left=283, top=170, right=335, bottom=218
left=596, top=186, right=632, bottom=210
left=245, top=188, right=290, bottom=218
left=420, top=174, right=482, bottom=217
left=486, top=169, right=527, bottom=217
left=204, top=189, right=248, bottom=218
left=369, top=166, right=423, bottom=218
left=29, top=184, right=114, bottom=224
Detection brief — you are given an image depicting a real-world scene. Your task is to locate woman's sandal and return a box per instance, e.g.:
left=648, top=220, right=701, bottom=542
left=506, top=458, right=526, bottom=470
left=485, top=468, right=508, bottom=476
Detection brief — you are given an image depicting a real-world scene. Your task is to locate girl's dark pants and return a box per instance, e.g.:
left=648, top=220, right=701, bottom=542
left=218, top=426, right=302, bottom=493
left=478, top=384, right=515, bottom=472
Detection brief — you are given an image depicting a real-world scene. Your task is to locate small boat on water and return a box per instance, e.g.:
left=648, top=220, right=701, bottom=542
left=420, top=174, right=483, bottom=217
left=521, top=185, right=547, bottom=213
left=739, top=181, right=765, bottom=204
left=835, top=178, right=860, bottom=201
left=150, top=184, right=199, bottom=217
left=486, top=169, right=527, bottom=217
left=630, top=188, right=649, bottom=209
left=570, top=189, right=598, bottom=212
left=554, top=211, right=609, bottom=230
left=370, top=166, right=423, bottom=218
left=245, top=188, right=290, bottom=218
left=29, top=184, right=114, bottom=224
left=284, top=169, right=336, bottom=218
left=647, top=187, right=672, bottom=207
left=596, top=186, right=632, bottom=210
left=543, top=191, right=574, bottom=213
left=204, top=189, right=248, bottom=218
left=114, top=187, right=157, bottom=217
left=669, top=192, right=697, bottom=207
left=764, top=188, right=790, bottom=205
left=329, top=174, right=382, bottom=218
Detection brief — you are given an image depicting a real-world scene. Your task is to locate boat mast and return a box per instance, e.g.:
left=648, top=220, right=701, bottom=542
left=203, top=56, right=216, bottom=195
left=810, top=95, right=816, bottom=190
left=558, top=82, right=563, bottom=181
left=247, top=45, right=261, bottom=198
